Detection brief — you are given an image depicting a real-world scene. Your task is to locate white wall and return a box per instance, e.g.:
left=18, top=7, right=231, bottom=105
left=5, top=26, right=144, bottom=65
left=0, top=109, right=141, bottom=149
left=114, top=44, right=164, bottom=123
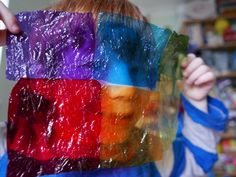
left=130, top=0, right=183, bottom=31
left=9, top=0, right=53, bottom=12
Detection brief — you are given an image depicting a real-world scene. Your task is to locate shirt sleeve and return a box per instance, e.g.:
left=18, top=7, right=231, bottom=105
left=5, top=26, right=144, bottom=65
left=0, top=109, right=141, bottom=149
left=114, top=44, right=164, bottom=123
left=176, top=94, right=228, bottom=177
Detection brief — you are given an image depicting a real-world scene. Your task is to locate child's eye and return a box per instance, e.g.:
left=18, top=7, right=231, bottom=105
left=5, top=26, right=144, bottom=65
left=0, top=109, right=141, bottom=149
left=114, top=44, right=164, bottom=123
left=130, top=67, right=139, bottom=74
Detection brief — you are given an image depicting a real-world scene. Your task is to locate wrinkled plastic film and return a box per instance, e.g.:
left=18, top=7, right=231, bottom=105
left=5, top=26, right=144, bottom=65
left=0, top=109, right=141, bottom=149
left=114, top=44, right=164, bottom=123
left=8, top=79, right=102, bottom=176
left=6, top=11, right=95, bottom=80
left=6, top=10, right=189, bottom=176
left=94, top=13, right=171, bottom=89
left=156, top=32, right=189, bottom=149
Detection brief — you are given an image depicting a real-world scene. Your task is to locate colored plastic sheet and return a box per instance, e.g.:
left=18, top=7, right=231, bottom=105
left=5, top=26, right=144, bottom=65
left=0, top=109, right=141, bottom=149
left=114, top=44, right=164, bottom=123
left=157, top=32, right=189, bottom=148
left=7, top=79, right=102, bottom=176
left=6, top=10, right=188, bottom=177
left=6, top=11, right=95, bottom=80
left=6, top=12, right=171, bottom=90
left=94, top=13, right=171, bottom=89
left=7, top=79, right=161, bottom=176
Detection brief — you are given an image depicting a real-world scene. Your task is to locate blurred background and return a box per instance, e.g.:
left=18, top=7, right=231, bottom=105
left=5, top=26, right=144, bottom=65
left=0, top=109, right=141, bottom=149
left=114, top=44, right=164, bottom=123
left=0, top=0, right=236, bottom=176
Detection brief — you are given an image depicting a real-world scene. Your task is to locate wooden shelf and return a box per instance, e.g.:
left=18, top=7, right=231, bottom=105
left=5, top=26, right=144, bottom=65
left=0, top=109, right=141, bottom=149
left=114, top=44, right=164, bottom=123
left=223, top=151, right=236, bottom=157
left=199, top=42, right=236, bottom=51
left=183, top=15, right=236, bottom=25
left=214, top=168, right=236, bottom=177
left=214, top=171, right=236, bottom=177
left=217, top=72, right=236, bottom=79
left=182, top=16, right=236, bottom=51
left=184, top=18, right=216, bottom=25
left=185, top=14, right=236, bottom=177
left=221, top=132, right=236, bottom=139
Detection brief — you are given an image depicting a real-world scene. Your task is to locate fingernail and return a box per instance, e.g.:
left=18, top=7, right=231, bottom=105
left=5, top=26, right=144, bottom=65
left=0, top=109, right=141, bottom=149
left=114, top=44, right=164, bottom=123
left=188, top=53, right=195, bottom=58
left=12, top=24, right=20, bottom=33
left=188, top=55, right=196, bottom=61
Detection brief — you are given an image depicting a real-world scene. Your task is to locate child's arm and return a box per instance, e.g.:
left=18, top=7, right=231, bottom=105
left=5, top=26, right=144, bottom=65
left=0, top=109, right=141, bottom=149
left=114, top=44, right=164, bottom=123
left=170, top=54, right=228, bottom=176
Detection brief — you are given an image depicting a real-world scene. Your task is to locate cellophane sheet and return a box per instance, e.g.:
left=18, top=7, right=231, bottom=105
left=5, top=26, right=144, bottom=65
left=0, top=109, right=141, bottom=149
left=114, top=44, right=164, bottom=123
left=5, top=10, right=188, bottom=177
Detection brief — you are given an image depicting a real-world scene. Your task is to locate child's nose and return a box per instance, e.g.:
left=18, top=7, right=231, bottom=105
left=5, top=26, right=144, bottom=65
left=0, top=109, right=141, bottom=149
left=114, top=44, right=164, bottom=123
left=106, top=86, right=136, bottom=100
left=102, top=85, right=137, bottom=118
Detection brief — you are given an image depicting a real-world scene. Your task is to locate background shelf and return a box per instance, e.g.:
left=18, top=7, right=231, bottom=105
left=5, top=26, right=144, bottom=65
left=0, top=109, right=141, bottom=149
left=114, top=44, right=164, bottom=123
left=217, top=72, right=236, bottom=79
left=200, top=42, right=236, bottom=51
left=183, top=15, right=236, bottom=25
left=181, top=3, right=236, bottom=176
left=221, top=132, right=236, bottom=139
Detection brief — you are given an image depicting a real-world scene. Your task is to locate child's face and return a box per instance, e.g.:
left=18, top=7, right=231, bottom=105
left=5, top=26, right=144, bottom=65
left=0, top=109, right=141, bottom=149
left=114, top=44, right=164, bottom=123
left=100, top=85, right=151, bottom=145
left=7, top=11, right=180, bottom=168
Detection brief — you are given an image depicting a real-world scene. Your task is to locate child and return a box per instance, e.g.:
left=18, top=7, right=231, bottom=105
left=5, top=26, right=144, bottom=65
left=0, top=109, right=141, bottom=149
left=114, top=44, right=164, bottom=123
left=0, top=0, right=228, bottom=177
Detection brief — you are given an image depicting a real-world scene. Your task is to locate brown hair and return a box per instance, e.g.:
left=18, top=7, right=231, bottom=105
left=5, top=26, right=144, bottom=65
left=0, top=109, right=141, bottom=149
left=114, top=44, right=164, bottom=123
left=48, top=0, right=147, bottom=21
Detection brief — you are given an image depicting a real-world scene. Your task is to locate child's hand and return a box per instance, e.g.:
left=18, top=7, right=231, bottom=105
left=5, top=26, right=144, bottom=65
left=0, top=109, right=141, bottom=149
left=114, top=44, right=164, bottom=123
left=0, top=1, right=20, bottom=46
left=182, top=54, right=215, bottom=102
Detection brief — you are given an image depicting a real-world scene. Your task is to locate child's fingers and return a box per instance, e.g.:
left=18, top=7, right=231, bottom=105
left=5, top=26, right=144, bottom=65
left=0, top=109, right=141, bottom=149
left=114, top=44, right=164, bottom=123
left=0, top=2, right=20, bottom=33
left=181, top=56, right=189, bottom=68
left=181, top=53, right=195, bottom=68
left=185, top=65, right=210, bottom=85
left=194, top=71, right=215, bottom=85
left=187, top=53, right=196, bottom=60
left=183, top=57, right=204, bottom=77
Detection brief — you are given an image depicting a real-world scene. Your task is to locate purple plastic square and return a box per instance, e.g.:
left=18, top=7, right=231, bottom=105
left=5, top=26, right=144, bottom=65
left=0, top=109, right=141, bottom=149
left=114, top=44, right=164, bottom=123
left=6, top=10, right=95, bottom=80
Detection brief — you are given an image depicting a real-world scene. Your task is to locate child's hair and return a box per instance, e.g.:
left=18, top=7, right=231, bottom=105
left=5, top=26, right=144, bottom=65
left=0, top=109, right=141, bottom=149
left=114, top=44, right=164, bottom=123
left=49, top=0, right=147, bottom=21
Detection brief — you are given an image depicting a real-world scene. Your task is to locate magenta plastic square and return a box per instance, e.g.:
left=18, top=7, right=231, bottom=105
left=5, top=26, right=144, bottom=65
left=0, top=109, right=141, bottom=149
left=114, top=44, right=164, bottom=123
left=6, top=11, right=95, bottom=80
